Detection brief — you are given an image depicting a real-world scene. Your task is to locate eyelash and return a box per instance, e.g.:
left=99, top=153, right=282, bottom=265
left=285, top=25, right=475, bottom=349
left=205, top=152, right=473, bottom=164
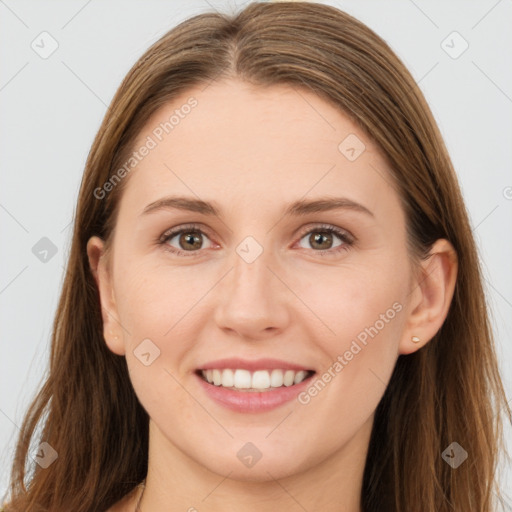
left=158, top=223, right=354, bottom=258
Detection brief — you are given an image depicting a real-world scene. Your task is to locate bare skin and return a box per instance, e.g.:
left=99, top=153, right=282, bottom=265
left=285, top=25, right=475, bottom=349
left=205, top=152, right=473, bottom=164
left=88, top=78, right=457, bottom=512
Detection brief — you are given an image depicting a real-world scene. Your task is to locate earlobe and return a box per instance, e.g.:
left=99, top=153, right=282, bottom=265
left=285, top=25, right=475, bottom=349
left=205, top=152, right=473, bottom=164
left=399, top=239, right=458, bottom=355
left=86, top=236, right=126, bottom=356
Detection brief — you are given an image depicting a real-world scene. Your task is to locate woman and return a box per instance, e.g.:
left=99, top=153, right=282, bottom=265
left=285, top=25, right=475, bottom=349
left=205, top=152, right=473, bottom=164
left=2, top=2, right=510, bottom=511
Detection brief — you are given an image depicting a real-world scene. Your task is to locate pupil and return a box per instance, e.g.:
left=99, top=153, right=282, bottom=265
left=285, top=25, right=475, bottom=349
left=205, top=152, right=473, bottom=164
left=182, top=232, right=201, bottom=250
left=312, top=232, right=332, bottom=249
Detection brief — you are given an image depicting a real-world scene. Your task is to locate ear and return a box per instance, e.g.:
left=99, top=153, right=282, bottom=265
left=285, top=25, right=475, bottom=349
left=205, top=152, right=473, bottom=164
left=86, top=236, right=126, bottom=355
left=399, top=239, right=458, bottom=355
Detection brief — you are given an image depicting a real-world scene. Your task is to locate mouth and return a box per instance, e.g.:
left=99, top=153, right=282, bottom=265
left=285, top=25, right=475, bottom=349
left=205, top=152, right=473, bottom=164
left=193, top=357, right=318, bottom=412
left=195, top=368, right=316, bottom=392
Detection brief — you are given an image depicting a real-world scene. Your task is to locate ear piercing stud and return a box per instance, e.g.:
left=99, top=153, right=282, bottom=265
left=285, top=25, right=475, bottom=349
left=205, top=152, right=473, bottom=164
left=411, top=336, right=420, bottom=343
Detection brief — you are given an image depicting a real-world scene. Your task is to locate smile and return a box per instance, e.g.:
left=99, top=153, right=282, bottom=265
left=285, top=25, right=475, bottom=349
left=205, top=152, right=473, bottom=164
left=198, top=368, right=315, bottom=392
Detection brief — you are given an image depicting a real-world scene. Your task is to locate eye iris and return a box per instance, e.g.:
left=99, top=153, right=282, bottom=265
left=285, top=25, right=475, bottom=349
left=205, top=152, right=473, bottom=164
left=310, top=232, right=333, bottom=250
left=180, top=231, right=202, bottom=250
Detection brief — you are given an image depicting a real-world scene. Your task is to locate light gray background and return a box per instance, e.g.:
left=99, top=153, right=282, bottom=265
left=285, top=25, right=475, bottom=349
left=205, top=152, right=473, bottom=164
left=1, top=0, right=511, bottom=502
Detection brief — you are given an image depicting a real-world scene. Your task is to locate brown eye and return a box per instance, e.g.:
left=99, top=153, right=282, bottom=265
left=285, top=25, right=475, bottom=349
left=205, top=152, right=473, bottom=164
left=297, top=226, right=351, bottom=254
left=161, top=227, right=214, bottom=255
left=177, top=231, right=203, bottom=251
left=308, top=231, right=335, bottom=250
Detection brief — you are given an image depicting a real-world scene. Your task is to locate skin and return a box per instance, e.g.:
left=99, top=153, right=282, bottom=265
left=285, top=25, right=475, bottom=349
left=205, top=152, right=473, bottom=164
left=87, top=78, right=457, bottom=512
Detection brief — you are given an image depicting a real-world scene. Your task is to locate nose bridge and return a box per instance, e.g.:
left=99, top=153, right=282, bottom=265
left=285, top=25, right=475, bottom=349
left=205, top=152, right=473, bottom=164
left=213, top=232, right=289, bottom=334
left=229, top=234, right=274, bottom=303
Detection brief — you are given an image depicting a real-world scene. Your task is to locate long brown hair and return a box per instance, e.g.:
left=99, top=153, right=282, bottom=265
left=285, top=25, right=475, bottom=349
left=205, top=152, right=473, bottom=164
left=3, top=2, right=510, bottom=510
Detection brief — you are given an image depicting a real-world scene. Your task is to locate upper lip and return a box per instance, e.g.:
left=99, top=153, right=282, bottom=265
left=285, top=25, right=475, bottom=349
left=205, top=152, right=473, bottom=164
left=197, top=358, right=315, bottom=372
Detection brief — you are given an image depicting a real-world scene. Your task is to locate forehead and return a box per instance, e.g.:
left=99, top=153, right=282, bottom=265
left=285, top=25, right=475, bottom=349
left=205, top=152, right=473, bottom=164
left=120, top=79, right=401, bottom=221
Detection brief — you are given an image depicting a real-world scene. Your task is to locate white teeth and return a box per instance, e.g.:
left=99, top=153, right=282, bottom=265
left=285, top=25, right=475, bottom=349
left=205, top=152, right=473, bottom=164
left=212, top=369, right=222, bottom=386
left=270, top=369, right=284, bottom=387
left=294, top=370, right=308, bottom=385
left=200, top=368, right=312, bottom=390
left=234, top=369, right=252, bottom=389
left=251, top=370, right=271, bottom=390
left=221, top=368, right=234, bottom=387
left=283, top=370, right=295, bottom=387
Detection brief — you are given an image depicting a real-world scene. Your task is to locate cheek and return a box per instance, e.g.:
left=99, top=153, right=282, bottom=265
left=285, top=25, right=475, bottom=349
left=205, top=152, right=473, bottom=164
left=297, top=260, right=405, bottom=342
left=117, top=267, right=197, bottom=414
left=113, top=258, right=199, bottom=337
left=112, top=260, right=217, bottom=393
left=297, top=260, right=406, bottom=400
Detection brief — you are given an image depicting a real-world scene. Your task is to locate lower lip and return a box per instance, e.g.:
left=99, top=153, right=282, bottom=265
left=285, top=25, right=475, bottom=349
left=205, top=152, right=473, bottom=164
left=194, top=372, right=315, bottom=413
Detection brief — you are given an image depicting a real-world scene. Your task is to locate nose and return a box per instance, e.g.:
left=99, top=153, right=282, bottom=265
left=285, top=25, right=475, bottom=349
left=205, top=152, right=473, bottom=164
left=213, top=242, right=290, bottom=340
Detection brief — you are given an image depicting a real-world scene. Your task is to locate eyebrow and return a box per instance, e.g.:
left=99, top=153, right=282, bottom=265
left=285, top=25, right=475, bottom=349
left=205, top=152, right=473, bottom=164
left=140, top=195, right=374, bottom=218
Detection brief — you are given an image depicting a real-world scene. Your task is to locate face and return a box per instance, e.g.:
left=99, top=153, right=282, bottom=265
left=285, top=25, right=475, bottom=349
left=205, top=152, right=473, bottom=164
left=90, top=78, right=419, bottom=482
